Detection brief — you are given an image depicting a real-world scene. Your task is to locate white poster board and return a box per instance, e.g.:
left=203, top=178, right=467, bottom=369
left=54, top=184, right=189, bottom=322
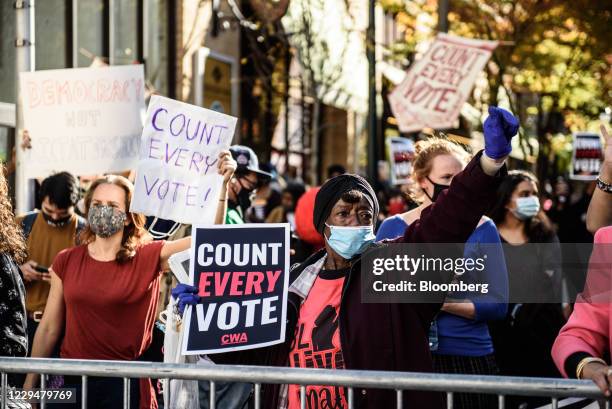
left=389, top=34, right=498, bottom=133
left=130, top=95, right=237, bottom=225
left=19, top=65, right=145, bottom=178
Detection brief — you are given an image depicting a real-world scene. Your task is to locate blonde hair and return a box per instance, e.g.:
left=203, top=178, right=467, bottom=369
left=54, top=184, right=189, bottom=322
left=410, top=137, right=471, bottom=203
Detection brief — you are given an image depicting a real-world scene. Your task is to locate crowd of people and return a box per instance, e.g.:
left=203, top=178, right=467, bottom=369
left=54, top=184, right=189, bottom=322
left=0, top=109, right=611, bottom=409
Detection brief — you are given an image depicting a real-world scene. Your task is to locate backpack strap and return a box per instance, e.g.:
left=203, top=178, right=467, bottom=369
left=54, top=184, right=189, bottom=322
left=20, top=211, right=39, bottom=242
left=74, top=215, right=87, bottom=245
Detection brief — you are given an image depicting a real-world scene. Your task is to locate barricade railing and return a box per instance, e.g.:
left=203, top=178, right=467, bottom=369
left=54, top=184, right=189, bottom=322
left=0, top=357, right=608, bottom=409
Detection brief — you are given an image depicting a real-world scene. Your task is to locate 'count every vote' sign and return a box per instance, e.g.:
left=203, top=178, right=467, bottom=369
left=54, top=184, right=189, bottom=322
left=182, top=224, right=291, bottom=355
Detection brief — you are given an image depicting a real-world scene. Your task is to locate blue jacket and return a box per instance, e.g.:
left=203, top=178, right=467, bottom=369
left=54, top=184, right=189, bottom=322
left=376, top=215, right=509, bottom=356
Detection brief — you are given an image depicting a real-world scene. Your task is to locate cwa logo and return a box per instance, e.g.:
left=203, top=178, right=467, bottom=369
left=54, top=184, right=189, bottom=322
left=221, top=333, right=248, bottom=345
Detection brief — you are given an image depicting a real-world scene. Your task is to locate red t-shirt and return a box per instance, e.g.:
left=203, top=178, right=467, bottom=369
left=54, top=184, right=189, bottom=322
left=52, top=241, right=164, bottom=409
left=288, top=269, right=348, bottom=409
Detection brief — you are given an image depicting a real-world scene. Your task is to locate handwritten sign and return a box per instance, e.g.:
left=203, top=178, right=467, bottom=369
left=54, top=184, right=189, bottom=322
left=389, top=34, right=497, bottom=133
left=130, top=95, right=237, bottom=224
left=19, top=65, right=145, bottom=178
left=387, top=137, right=415, bottom=185
left=182, top=224, right=290, bottom=355
left=571, top=132, right=602, bottom=181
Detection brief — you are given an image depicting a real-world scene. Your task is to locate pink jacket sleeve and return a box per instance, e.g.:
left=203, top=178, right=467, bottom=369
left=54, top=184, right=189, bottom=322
left=552, top=226, right=612, bottom=377
left=552, top=298, right=609, bottom=377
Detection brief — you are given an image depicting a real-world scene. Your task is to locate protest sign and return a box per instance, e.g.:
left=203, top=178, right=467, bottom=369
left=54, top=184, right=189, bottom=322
left=19, top=65, right=145, bottom=178
left=388, top=34, right=497, bottom=133
left=571, top=132, right=603, bottom=181
left=130, top=95, right=237, bottom=224
left=182, top=224, right=291, bottom=355
left=387, top=137, right=415, bottom=185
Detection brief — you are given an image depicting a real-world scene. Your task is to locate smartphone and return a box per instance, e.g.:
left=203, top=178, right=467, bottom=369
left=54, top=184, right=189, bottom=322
left=34, top=265, right=49, bottom=274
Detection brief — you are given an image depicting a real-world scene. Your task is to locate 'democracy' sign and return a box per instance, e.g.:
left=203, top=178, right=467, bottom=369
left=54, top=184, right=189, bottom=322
left=182, top=224, right=291, bottom=355
left=387, top=137, right=415, bottom=185
left=130, top=95, right=237, bottom=224
left=19, top=65, right=145, bottom=178
left=388, top=34, right=498, bottom=133
left=571, top=132, right=603, bottom=181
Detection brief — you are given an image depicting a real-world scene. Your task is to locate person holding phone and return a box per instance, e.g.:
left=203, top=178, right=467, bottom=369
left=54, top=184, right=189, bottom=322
left=16, top=172, right=86, bottom=353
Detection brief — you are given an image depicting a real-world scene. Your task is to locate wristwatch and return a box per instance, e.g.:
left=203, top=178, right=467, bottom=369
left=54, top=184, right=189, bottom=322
left=597, top=177, right=612, bottom=194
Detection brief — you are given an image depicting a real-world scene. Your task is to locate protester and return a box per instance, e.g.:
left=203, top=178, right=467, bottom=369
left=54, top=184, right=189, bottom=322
left=586, top=125, right=612, bottom=232
left=547, top=177, right=595, bottom=299
left=16, top=172, right=86, bottom=353
left=294, top=165, right=348, bottom=252
left=173, top=106, right=517, bottom=409
left=227, top=145, right=273, bottom=224
left=327, top=164, right=346, bottom=179
left=551, top=226, right=612, bottom=397
left=487, top=170, right=566, bottom=408
left=23, top=151, right=237, bottom=409
left=266, top=182, right=306, bottom=229
left=0, top=168, right=28, bottom=384
left=376, top=137, right=508, bottom=409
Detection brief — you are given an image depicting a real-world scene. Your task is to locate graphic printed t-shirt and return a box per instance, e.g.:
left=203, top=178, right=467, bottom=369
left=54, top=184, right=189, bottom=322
left=288, top=268, right=348, bottom=409
left=17, top=212, right=79, bottom=313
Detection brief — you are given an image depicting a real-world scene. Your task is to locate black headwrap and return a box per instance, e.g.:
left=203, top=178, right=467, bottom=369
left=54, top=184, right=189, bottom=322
left=313, top=174, right=379, bottom=234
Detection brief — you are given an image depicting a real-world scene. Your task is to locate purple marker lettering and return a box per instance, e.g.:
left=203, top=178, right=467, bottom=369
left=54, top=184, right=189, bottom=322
left=151, top=108, right=167, bottom=131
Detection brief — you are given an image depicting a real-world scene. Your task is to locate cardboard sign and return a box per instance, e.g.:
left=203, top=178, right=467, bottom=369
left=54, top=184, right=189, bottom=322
left=387, top=137, right=415, bottom=185
left=130, top=95, right=237, bottom=225
left=182, top=224, right=291, bottom=355
left=571, top=132, right=603, bottom=181
left=19, top=65, right=145, bottom=178
left=389, top=34, right=497, bottom=133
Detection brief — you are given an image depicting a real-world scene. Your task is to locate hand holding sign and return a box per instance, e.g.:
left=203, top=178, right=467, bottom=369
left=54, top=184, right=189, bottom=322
left=131, top=96, right=238, bottom=225
left=483, top=106, right=519, bottom=160
left=217, top=150, right=237, bottom=184
left=172, top=284, right=200, bottom=315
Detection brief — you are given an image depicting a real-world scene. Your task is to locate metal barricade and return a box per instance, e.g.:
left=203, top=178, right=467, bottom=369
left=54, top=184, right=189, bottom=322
left=0, top=357, right=608, bottom=409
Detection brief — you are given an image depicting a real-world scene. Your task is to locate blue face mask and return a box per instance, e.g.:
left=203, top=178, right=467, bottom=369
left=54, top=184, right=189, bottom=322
left=324, top=223, right=376, bottom=260
left=512, top=196, right=540, bottom=220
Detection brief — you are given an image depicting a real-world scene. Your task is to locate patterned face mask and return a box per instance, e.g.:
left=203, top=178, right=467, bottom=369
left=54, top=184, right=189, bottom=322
left=87, top=205, right=127, bottom=238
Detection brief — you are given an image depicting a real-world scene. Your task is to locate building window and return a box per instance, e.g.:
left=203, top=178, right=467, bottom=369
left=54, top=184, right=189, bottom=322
left=112, top=0, right=140, bottom=64
left=35, top=0, right=69, bottom=70
left=145, top=0, right=169, bottom=96
left=77, top=0, right=107, bottom=66
left=0, top=1, right=16, bottom=104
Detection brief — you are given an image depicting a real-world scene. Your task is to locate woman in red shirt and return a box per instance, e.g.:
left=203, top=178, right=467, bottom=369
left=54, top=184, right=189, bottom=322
left=23, top=151, right=236, bottom=409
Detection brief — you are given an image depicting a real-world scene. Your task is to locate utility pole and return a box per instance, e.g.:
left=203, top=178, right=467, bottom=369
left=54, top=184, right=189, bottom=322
left=284, top=46, right=291, bottom=170
left=438, top=0, right=449, bottom=32
left=367, top=0, right=378, bottom=183
left=15, top=0, right=35, bottom=214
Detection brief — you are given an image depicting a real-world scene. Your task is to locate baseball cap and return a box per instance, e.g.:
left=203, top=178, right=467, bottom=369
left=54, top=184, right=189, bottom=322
left=229, top=145, right=273, bottom=180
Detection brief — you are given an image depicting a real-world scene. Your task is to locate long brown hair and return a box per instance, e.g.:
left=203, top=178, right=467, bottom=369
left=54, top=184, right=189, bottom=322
left=410, top=137, right=471, bottom=203
left=80, top=175, right=151, bottom=263
left=0, top=168, right=27, bottom=264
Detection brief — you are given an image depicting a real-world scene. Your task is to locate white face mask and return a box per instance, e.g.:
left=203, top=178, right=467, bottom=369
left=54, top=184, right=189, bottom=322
left=324, top=223, right=376, bottom=260
left=512, top=196, right=540, bottom=220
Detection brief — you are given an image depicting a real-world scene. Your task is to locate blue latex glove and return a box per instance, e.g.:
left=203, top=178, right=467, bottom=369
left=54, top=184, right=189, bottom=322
left=171, top=283, right=200, bottom=315
left=483, top=106, right=520, bottom=159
